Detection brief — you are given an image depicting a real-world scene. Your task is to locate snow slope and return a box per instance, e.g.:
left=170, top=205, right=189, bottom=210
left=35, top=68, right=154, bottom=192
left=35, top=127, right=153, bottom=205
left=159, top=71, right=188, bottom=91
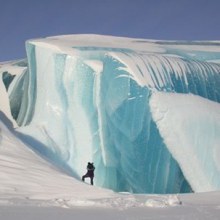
left=0, top=111, right=113, bottom=202
left=0, top=112, right=220, bottom=219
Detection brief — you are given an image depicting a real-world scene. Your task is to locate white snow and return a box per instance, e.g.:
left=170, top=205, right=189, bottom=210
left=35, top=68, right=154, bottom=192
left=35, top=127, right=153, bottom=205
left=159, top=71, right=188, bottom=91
left=150, top=92, right=220, bottom=192
left=0, top=102, right=220, bottom=219
left=0, top=61, right=27, bottom=76
left=0, top=113, right=113, bottom=202
left=1, top=35, right=220, bottom=219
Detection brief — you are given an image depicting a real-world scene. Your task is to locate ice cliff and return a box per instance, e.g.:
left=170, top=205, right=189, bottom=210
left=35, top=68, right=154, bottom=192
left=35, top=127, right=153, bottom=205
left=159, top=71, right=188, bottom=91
left=1, top=35, right=220, bottom=194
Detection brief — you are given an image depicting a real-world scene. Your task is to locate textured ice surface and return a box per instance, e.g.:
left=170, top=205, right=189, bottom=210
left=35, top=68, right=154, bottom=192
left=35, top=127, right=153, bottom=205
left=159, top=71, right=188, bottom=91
left=1, top=35, right=220, bottom=193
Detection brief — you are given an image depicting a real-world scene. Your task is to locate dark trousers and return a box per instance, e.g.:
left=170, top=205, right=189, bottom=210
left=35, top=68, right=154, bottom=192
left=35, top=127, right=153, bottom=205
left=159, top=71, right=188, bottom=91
left=82, top=173, right=94, bottom=185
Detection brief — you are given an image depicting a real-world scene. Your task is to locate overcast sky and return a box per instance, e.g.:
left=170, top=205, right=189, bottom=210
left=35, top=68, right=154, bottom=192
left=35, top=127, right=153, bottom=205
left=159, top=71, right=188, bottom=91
left=0, top=0, right=220, bottom=61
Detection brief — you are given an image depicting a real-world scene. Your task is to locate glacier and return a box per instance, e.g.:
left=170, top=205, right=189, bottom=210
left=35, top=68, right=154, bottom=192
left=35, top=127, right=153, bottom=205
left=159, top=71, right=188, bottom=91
left=0, top=35, right=220, bottom=194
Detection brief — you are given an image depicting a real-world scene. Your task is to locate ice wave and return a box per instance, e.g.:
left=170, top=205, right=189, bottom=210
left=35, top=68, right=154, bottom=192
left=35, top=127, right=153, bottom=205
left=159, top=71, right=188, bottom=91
left=1, top=35, right=220, bottom=193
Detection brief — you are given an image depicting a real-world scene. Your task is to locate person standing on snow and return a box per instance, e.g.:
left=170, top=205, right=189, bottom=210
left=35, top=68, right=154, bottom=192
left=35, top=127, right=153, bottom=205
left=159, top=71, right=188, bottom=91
left=82, top=162, right=95, bottom=185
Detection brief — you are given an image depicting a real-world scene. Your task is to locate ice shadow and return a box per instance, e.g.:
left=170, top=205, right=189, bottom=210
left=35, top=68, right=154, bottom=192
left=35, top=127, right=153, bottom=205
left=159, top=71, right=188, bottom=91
left=16, top=131, right=79, bottom=179
left=0, top=111, right=15, bottom=132
left=0, top=110, right=79, bottom=179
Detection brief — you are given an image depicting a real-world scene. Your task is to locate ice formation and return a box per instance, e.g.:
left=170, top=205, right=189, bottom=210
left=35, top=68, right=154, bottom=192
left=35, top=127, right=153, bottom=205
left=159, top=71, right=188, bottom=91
left=0, top=35, right=220, bottom=194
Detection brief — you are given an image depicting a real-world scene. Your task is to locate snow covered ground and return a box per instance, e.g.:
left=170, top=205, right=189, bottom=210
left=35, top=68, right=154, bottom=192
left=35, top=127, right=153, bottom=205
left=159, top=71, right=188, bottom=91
left=0, top=111, right=220, bottom=219
left=1, top=35, right=220, bottom=219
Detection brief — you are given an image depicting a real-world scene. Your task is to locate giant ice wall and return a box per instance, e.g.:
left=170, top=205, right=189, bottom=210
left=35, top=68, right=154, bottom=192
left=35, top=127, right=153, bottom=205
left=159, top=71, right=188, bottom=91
left=1, top=35, right=220, bottom=193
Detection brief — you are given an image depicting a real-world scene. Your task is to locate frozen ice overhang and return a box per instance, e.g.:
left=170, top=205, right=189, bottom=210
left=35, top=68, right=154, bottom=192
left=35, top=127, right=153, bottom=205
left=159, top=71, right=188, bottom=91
left=1, top=34, right=220, bottom=194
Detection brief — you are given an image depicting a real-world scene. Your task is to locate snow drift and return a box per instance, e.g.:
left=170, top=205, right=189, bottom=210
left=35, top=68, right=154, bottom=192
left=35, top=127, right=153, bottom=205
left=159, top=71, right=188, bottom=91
left=0, top=35, right=220, bottom=194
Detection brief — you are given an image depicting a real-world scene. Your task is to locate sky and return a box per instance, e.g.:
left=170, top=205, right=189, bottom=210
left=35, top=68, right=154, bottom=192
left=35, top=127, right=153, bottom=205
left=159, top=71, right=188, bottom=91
left=0, top=0, right=220, bottom=61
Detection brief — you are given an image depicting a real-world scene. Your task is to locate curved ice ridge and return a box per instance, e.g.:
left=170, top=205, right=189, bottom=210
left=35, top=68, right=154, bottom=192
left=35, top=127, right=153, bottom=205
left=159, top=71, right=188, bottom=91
left=1, top=35, right=220, bottom=194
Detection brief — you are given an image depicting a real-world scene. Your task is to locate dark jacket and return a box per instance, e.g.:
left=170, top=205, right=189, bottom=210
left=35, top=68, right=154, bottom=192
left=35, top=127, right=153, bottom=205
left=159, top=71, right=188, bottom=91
left=87, top=163, right=95, bottom=177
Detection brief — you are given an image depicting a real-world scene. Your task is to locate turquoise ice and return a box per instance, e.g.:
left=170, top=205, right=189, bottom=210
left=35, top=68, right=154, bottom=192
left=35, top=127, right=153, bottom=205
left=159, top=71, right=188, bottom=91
left=1, top=35, right=220, bottom=193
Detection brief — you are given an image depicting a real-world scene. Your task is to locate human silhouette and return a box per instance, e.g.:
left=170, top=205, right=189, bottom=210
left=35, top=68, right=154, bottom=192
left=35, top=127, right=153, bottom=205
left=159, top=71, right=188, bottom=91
left=82, top=162, right=95, bottom=185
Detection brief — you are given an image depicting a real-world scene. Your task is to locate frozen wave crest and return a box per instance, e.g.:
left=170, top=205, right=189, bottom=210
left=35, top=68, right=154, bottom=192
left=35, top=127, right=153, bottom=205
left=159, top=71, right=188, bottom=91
left=1, top=35, right=220, bottom=194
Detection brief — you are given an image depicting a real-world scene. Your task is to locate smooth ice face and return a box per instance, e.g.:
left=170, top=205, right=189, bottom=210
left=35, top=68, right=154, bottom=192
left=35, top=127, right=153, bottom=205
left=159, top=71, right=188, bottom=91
left=150, top=92, right=220, bottom=192
left=1, top=35, right=220, bottom=194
